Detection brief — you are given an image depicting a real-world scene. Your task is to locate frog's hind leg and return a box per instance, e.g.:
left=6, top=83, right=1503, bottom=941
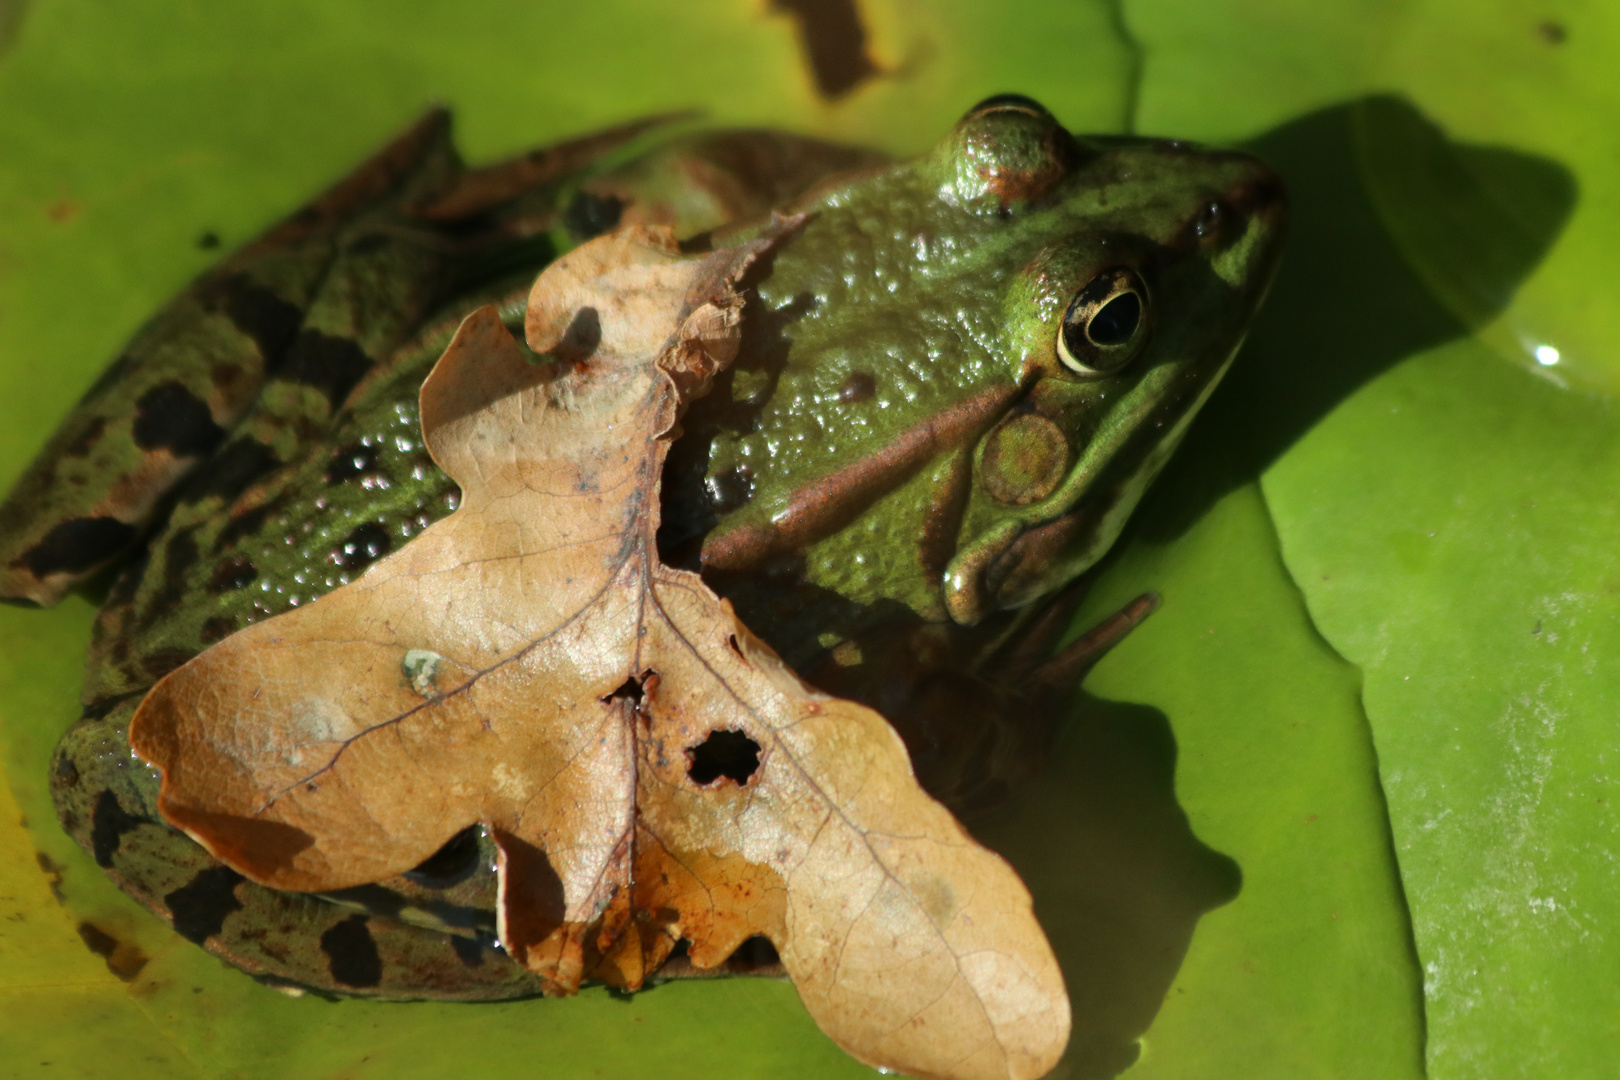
left=943, top=587, right=1160, bottom=818
left=1021, top=590, right=1160, bottom=692
left=50, top=696, right=549, bottom=1001
left=0, top=110, right=458, bottom=608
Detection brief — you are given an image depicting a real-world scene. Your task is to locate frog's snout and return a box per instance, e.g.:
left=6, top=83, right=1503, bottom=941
left=1229, top=159, right=1288, bottom=241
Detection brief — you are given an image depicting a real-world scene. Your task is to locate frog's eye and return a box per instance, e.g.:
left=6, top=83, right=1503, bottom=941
left=1056, top=267, right=1150, bottom=375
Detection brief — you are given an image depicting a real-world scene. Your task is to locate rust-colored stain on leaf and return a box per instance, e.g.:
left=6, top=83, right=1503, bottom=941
left=772, top=0, right=880, bottom=99
left=130, top=225, right=1068, bottom=1080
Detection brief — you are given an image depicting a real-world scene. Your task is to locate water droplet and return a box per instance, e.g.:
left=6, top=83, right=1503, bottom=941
left=1535, top=344, right=1560, bottom=366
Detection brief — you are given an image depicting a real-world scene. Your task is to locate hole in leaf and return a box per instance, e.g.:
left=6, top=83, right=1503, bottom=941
left=404, top=823, right=484, bottom=888
left=686, top=729, right=762, bottom=786
left=603, top=675, right=644, bottom=704
left=724, top=934, right=781, bottom=972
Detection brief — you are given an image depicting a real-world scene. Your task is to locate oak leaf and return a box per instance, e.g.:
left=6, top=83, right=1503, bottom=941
left=129, top=225, right=1069, bottom=1080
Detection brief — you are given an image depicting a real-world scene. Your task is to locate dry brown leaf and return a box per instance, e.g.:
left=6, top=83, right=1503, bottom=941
left=129, top=225, right=1069, bottom=1080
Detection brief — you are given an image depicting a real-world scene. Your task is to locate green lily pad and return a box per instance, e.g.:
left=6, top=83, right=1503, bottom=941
left=1129, top=0, right=1620, bottom=1074
left=12, top=0, right=1608, bottom=1075
left=982, top=483, right=1425, bottom=1079
left=1265, top=345, right=1620, bottom=1078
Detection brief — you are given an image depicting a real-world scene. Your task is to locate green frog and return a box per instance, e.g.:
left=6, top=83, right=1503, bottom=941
left=1, top=96, right=1284, bottom=999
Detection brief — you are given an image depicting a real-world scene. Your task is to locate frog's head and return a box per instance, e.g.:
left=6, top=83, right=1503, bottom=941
left=934, top=95, right=1287, bottom=622
left=700, top=95, right=1285, bottom=626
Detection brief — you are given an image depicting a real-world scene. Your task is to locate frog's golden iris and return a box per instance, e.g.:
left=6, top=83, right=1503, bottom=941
left=1056, top=266, right=1151, bottom=374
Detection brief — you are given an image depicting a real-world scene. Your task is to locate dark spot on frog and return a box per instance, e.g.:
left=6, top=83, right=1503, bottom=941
left=80, top=690, right=142, bottom=723
left=76, top=921, right=150, bottom=982
left=183, top=436, right=280, bottom=504
left=140, top=646, right=199, bottom=682
left=53, top=753, right=79, bottom=788
left=330, top=521, right=391, bottom=573
left=199, top=616, right=238, bottom=645
left=212, top=273, right=305, bottom=366
left=273, top=329, right=376, bottom=411
left=325, top=440, right=380, bottom=484
left=320, top=914, right=383, bottom=988
left=835, top=370, right=875, bottom=403
left=14, top=516, right=137, bottom=578
left=62, top=415, right=108, bottom=457
left=1539, top=20, right=1567, bottom=44
left=207, top=556, right=258, bottom=594
left=450, top=934, right=486, bottom=968
left=404, top=824, right=484, bottom=888
left=210, top=361, right=253, bottom=400
left=165, top=865, right=245, bottom=944
left=213, top=494, right=286, bottom=552
left=564, top=190, right=626, bottom=241
left=196, top=231, right=221, bottom=251
left=90, top=789, right=149, bottom=868
left=771, top=0, right=878, bottom=100
left=136, top=527, right=201, bottom=630
left=132, top=379, right=226, bottom=456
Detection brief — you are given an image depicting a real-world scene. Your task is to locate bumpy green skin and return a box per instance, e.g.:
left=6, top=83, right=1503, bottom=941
left=23, top=100, right=1284, bottom=1000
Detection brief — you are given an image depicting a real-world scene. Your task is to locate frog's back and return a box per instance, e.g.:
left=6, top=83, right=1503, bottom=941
left=0, top=113, right=882, bottom=611
left=17, top=111, right=890, bottom=1000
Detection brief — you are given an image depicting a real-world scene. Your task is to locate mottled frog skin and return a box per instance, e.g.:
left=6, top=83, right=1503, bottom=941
left=0, top=97, right=1284, bottom=999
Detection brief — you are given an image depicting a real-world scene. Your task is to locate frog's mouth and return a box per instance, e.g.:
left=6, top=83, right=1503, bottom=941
left=939, top=344, right=1235, bottom=624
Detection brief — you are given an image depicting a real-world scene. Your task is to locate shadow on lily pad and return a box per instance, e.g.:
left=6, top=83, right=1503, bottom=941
left=1137, top=94, right=1575, bottom=541
left=972, top=691, right=1239, bottom=1079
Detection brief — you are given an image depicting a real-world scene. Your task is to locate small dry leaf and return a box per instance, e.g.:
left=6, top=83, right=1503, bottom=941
left=130, top=225, right=1069, bottom=1080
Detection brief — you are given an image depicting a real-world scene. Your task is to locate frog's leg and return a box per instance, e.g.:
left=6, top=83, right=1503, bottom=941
left=953, top=587, right=1161, bottom=816
left=52, top=696, right=550, bottom=1000
left=800, top=584, right=1159, bottom=816
left=0, top=110, right=458, bottom=607
left=1013, top=589, right=1160, bottom=692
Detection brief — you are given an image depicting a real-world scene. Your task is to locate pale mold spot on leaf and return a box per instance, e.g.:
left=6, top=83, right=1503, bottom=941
left=285, top=696, right=360, bottom=764
left=402, top=648, right=445, bottom=696
left=490, top=761, right=528, bottom=801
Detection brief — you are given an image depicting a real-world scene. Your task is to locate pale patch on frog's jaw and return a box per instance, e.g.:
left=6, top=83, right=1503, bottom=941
left=1212, top=213, right=1271, bottom=288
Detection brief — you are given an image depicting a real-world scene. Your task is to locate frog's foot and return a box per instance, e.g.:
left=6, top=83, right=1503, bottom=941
left=1028, top=591, right=1160, bottom=691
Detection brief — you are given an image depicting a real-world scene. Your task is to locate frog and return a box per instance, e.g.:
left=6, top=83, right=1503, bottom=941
left=1, top=95, right=1285, bottom=1000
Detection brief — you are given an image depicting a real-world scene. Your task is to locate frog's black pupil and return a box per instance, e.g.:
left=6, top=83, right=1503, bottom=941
left=1088, top=292, right=1141, bottom=346
left=964, top=93, right=1052, bottom=120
